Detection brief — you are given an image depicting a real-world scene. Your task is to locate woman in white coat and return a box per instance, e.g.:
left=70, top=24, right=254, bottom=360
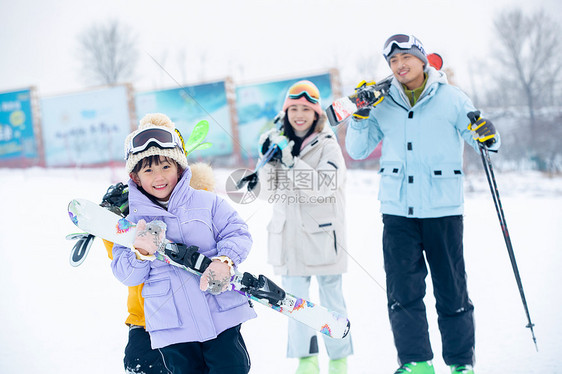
left=257, top=80, right=353, bottom=374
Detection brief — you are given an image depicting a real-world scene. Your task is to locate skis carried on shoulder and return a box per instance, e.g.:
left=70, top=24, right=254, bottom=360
left=326, top=77, right=393, bottom=126
left=67, top=198, right=351, bottom=339
left=326, top=53, right=444, bottom=126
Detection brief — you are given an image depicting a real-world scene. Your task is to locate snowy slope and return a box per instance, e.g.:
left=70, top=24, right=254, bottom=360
left=0, top=167, right=560, bottom=373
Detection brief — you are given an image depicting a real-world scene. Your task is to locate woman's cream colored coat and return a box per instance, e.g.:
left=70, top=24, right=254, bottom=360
left=259, top=126, right=347, bottom=276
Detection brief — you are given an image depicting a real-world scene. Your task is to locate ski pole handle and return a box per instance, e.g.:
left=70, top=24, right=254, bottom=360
left=467, top=111, right=485, bottom=149
left=467, top=110, right=481, bottom=126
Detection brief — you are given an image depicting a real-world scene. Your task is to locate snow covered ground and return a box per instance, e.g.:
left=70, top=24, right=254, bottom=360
left=0, top=166, right=560, bottom=373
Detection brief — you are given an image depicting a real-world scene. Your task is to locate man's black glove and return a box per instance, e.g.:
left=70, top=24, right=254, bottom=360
left=468, top=117, right=497, bottom=147
left=352, top=80, right=384, bottom=120
left=352, top=107, right=372, bottom=120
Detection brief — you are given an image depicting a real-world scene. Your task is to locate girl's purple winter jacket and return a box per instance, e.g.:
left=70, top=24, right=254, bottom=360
left=111, top=167, right=256, bottom=349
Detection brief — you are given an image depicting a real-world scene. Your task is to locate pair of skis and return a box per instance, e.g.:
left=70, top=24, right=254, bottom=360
left=66, top=120, right=212, bottom=266
left=66, top=117, right=350, bottom=339
left=67, top=198, right=350, bottom=339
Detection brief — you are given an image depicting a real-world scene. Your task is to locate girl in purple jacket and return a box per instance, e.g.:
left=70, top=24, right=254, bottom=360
left=112, top=113, right=256, bottom=374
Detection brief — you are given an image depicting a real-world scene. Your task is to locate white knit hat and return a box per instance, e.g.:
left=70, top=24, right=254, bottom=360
left=124, top=113, right=188, bottom=174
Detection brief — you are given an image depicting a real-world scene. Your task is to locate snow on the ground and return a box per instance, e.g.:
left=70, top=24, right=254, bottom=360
left=0, top=166, right=560, bottom=373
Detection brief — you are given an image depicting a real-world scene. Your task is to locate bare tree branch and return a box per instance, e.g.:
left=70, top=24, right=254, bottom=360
left=486, top=7, right=562, bottom=172
left=493, top=9, right=562, bottom=122
left=77, top=20, right=139, bottom=86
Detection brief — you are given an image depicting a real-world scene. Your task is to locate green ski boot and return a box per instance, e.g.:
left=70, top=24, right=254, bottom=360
left=295, top=356, right=319, bottom=374
left=450, top=364, right=474, bottom=374
left=329, top=357, right=347, bottom=374
left=393, top=361, right=435, bottom=374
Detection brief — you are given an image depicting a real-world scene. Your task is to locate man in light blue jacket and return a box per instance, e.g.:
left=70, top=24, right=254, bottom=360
left=345, top=34, right=500, bottom=374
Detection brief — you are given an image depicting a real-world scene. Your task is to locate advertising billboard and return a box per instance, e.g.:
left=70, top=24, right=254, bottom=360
left=41, top=85, right=134, bottom=167
left=0, top=88, right=39, bottom=166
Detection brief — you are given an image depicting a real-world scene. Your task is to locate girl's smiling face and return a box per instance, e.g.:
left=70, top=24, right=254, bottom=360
left=131, top=156, right=179, bottom=201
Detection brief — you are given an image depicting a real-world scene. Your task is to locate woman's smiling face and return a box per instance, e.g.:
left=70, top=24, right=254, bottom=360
left=287, top=104, right=317, bottom=134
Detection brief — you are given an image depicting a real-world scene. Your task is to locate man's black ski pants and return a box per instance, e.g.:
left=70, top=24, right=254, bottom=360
left=382, top=214, right=475, bottom=366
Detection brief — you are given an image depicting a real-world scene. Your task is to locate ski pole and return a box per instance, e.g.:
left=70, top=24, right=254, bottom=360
left=235, top=139, right=287, bottom=191
left=236, top=112, right=287, bottom=191
left=467, top=111, right=538, bottom=351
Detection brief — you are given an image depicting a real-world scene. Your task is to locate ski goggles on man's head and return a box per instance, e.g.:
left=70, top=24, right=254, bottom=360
left=125, top=127, right=183, bottom=160
left=287, top=82, right=321, bottom=104
left=382, top=34, right=426, bottom=59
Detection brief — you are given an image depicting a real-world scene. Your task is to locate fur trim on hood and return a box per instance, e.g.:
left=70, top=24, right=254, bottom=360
left=189, top=162, right=215, bottom=192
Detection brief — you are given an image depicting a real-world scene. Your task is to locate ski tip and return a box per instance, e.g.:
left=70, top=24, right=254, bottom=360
left=68, top=199, right=81, bottom=226
left=320, top=319, right=351, bottom=339
left=342, top=320, right=351, bottom=339
left=65, top=232, right=90, bottom=241
left=427, top=53, right=443, bottom=70
left=69, top=233, right=95, bottom=267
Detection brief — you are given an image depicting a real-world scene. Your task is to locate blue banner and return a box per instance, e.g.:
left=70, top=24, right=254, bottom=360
left=0, top=89, right=38, bottom=161
left=135, top=81, right=233, bottom=158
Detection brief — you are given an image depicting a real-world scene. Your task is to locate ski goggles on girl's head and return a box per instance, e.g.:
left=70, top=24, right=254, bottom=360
left=287, top=82, right=321, bottom=104
left=382, top=34, right=426, bottom=59
left=125, top=127, right=183, bottom=160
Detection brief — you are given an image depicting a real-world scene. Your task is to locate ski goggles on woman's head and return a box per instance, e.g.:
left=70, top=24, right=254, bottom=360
left=287, top=82, right=321, bottom=104
left=382, top=34, right=426, bottom=59
left=125, top=127, right=183, bottom=160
